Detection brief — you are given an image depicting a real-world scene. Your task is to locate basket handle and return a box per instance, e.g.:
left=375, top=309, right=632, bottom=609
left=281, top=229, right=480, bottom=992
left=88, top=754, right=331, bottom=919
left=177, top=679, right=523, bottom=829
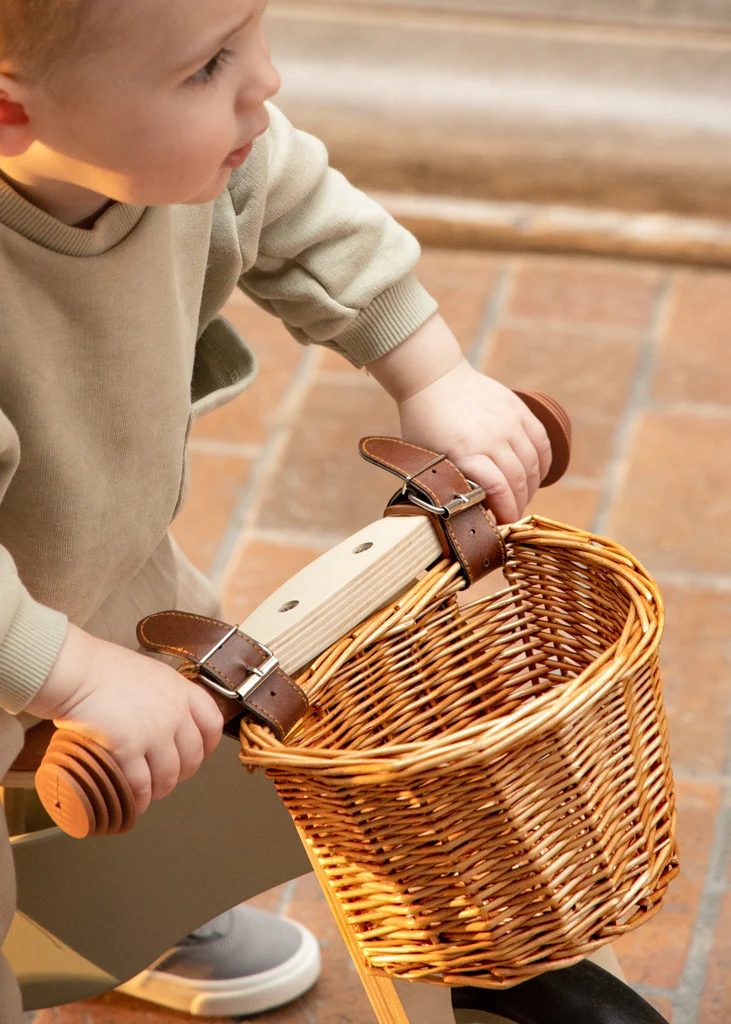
left=34, top=389, right=571, bottom=839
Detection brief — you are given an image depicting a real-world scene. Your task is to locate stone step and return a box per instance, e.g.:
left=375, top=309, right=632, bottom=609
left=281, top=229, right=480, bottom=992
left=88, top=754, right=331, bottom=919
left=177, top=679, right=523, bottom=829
left=267, top=2, right=731, bottom=220
left=320, top=0, right=731, bottom=32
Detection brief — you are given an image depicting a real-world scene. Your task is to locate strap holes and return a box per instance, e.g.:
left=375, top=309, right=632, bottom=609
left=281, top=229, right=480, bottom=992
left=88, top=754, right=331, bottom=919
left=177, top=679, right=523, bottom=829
left=353, top=542, right=373, bottom=554
left=278, top=600, right=299, bottom=613
left=431, top=468, right=438, bottom=474
left=270, top=691, right=277, bottom=698
left=471, top=529, right=476, bottom=534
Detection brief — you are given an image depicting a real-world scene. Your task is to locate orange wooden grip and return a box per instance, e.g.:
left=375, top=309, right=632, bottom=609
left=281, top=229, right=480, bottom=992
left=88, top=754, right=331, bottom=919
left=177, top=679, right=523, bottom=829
left=35, top=729, right=137, bottom=839
left=35, top=390, right=572, bottom=838
left=513, top=389, right=572, bottom=488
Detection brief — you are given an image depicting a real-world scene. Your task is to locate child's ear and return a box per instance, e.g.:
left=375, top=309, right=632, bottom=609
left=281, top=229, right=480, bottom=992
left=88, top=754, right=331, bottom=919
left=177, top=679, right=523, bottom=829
left=0, top=74, right=33, bottom=156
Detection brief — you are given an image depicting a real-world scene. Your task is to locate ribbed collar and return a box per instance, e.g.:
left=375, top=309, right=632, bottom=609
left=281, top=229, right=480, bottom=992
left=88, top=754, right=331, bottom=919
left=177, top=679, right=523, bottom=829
left=0, top=175, right=147, bottom=256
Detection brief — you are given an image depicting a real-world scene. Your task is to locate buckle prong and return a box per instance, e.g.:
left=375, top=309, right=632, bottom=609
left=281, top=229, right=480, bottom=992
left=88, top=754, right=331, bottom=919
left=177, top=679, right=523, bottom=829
left=400, top=453, right=448, bottom=495
left=398, top=472, right=486, bottom=519
left=197, top=628, right=279, bottom=703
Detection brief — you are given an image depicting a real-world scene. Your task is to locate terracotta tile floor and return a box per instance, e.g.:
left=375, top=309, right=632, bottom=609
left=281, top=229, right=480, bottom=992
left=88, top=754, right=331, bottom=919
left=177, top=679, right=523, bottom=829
left=32, top=250, right=731, bottom=1024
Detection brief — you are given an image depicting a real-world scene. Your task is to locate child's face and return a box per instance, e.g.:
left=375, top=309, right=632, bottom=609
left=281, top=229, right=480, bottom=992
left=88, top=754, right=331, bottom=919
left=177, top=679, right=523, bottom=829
left=25, top=0, right=279, bottom=206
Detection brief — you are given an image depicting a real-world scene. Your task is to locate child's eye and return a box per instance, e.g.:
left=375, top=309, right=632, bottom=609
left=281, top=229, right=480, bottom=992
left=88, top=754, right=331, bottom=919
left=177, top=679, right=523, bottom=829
left=188, top=48, right=233, bottom=86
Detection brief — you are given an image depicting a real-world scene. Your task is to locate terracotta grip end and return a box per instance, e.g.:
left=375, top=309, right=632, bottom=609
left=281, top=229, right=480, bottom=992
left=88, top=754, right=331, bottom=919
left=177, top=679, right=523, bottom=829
left=35, top=730, right=136, bottom=839
left=513, top=389, right=572, bottom=487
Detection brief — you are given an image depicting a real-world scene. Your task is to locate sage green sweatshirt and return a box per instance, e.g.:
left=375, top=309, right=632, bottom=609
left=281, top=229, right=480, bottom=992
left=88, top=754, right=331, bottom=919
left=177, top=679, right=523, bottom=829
left=0, top=103, right=438, bottom=714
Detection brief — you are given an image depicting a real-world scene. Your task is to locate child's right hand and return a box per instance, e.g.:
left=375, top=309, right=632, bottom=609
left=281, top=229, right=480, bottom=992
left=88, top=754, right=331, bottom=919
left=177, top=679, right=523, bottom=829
left=26, top=623, right=224, bottom=814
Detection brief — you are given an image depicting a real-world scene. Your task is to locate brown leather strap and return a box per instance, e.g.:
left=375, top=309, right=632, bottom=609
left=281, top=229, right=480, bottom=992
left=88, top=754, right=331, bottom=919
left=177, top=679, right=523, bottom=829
left=137, top=612, right=308, bottom=741
left=360, top=437, right=507, bottom=584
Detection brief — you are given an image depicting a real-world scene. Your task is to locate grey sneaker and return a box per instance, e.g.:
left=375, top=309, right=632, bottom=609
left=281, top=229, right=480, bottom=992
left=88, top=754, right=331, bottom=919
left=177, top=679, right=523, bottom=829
left=116, top=904, right=321, bottom=1017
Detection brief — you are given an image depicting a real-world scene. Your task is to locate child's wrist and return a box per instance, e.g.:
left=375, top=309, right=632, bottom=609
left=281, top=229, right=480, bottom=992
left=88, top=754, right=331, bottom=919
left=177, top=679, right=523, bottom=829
left=368, top=313, right=464, bottom=404
left=26, top=622, right=95, bottom=720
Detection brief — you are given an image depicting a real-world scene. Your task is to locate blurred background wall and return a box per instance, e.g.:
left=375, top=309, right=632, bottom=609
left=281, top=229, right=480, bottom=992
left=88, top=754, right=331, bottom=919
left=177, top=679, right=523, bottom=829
left=265, top=0, right=731, bottom=261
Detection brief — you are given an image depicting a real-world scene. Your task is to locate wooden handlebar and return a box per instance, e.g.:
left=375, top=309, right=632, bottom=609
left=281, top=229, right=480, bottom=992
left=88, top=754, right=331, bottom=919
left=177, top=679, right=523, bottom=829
left=34, top=389, right=572, bottom=839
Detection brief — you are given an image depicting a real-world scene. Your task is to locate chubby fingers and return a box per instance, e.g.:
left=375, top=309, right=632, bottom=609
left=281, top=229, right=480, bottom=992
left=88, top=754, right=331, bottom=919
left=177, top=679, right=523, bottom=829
left=145, top=742, right=182, bottom=804
left=120, top=757, right=153, bottom=815
left=143, top=688, right=223, bottom=802
left=456, top=408, right=553, bottom=524
left=112, top=686, right=224, bottom=816
left=175, top=719, right=206, bottom=784
left=520, top=410, right=552, bottom=485
left=459, top=452, right=522, bottom=525
left=188, top=683, right=225, bottom=760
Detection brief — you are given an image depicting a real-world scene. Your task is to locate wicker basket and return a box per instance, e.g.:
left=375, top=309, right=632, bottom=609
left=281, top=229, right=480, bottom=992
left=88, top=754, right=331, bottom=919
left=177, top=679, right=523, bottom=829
left=239, top=515, right=679, bottom=989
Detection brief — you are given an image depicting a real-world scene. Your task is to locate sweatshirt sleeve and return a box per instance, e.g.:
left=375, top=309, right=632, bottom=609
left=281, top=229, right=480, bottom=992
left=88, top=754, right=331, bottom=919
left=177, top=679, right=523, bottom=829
left=228, top=104, right=438, bottom=368
left=0, top=411, right=68, bottom=715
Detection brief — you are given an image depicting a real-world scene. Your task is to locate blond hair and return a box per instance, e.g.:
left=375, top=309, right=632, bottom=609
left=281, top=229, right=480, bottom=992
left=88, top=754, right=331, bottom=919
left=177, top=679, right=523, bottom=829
left=0, top=0, right=91, bottom=77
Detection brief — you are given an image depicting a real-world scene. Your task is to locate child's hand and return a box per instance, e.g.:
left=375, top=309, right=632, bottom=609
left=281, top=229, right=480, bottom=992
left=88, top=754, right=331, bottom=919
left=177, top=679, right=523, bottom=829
left=398, top=360, right=551, bottom=524
left=26, top=623, right=224, bottom=814
left=369, top=313, right=552, bottom=524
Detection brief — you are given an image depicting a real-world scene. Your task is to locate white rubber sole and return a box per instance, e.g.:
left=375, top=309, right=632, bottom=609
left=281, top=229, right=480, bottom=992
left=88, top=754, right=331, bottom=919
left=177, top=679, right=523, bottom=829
left=116, top=920, right=322, bottom=1016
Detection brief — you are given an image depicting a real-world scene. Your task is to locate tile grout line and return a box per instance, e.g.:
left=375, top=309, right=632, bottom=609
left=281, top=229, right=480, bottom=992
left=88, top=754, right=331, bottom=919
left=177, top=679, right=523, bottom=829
left=652, top=568, right=731, bottom=591
left=276, top=878, right=318, bottom=1024
left=188, top=437, right=261, bottom=459
left=209, top=348, right=320, bottom=590
left=300, top=998, right=317, bottom=1024
left=591, top=274, right=674, bottom=536
left=633, top=982, right=677, bottom=1002
left=250, top=525, right=350, bottom=551
left=644, top=398, right=731, bottom=419
left=468, top=261, right=515, bottom=369
left=277, top=877, right=299, bottom=916
left=313, top=369, right=380, bottom=387
left=672, top=783, right=731, bottom=1023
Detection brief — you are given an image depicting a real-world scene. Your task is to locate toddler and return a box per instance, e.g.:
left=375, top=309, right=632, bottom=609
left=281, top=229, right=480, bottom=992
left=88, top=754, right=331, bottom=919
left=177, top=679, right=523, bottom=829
left=0, top=0, right=550, bottom=1018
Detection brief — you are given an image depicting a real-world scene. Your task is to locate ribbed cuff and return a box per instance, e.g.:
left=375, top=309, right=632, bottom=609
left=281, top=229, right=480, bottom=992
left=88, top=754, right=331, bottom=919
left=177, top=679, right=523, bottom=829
left=0, top=594, right=68, bottom=714
left=333, top=276, right=439, bottom=368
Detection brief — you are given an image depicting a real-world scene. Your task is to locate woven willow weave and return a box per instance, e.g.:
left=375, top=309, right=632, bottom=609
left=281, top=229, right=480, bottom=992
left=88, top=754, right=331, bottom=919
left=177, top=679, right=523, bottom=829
left=239, top=516, right=679, bottom=988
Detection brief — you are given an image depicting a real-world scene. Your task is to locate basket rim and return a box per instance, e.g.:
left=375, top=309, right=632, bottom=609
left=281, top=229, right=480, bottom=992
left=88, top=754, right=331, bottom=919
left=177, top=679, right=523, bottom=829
left=240, top=518, right=664, bottom=774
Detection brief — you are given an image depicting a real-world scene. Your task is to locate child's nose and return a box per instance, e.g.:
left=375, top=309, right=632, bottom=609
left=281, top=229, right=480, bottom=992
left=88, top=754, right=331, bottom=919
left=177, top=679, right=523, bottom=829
left=239, top=34, right=281, bottom=110
left=261, top=58, right=281, bottom=103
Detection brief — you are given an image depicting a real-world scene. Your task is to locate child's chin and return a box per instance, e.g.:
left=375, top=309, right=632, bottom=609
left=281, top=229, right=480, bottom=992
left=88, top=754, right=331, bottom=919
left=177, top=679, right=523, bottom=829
left=183, top=169, right=233, bottom=206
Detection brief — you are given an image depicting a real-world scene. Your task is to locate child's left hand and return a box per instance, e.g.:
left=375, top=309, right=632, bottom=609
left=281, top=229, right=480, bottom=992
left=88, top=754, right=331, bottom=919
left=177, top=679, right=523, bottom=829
left=397, top=361, right=552, bottom=524
left=369, top=313, right=552, bottom=524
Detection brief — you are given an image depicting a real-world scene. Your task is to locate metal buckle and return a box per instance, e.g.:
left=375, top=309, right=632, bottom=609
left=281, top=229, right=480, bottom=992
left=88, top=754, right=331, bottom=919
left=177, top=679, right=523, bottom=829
left=406, top=482, right=486, bottom=518
left=197, top=626, right=279, bottom=703
left=398, top=455, right=486, bottom=519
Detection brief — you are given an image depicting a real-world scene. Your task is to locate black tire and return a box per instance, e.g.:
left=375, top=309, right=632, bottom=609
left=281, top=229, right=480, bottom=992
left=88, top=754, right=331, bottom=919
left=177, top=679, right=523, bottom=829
left=451, top=961, right=668, bottom=1024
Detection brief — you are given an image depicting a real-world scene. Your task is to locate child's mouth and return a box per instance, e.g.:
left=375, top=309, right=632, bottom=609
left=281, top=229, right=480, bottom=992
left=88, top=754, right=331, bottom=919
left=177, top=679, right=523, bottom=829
left=223, top=142, right=254, bottom=168
left=223, top=120, right=269, bottom=169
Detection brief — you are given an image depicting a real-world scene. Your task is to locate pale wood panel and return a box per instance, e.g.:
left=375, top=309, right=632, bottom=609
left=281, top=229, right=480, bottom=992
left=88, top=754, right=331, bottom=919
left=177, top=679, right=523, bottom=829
left=241, top=516, right=443, bottom=673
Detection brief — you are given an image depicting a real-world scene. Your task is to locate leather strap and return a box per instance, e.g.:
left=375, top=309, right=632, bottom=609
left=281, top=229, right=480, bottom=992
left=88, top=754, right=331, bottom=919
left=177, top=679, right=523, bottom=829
left=359, top=437, right=506, bottom=584
left=136, top=612, right=308, bottom=741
